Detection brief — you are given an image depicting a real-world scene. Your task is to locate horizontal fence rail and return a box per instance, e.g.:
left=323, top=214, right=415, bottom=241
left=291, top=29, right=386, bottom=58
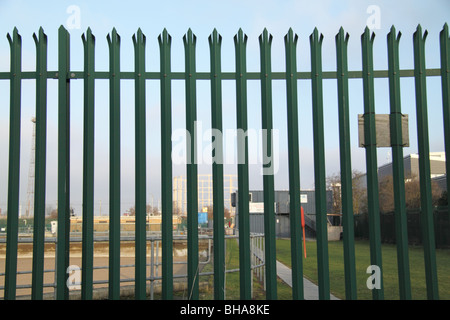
left=0, top=23, right=449, bottom=301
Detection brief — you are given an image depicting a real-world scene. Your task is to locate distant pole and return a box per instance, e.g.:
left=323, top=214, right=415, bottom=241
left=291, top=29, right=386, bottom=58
left=26, top=117, right=37, bottom=217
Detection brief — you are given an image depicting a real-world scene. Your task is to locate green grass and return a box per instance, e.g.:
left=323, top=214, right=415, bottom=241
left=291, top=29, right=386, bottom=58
left=276, top=239, right=450, bottom=300
left=197, top=238, right=293, bottom=300
left=155, top=238, right=450, bottom=300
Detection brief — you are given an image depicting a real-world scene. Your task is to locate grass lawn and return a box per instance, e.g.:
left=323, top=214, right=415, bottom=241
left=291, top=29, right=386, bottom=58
left=196, top=238, right=293, bottom=300
left=276, top=239, right=450, bottom=300
left=172, top=238, right=450, bottom=300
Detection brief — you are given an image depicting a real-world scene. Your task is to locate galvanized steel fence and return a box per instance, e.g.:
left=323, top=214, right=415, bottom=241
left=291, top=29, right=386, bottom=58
left=1, top=23, right=449, bottom=300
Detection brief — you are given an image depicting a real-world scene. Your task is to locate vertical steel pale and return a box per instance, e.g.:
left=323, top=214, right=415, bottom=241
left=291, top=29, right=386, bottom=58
left=361, top=27, right=384, bottom=300
left=209, top=29, right=225, bottom=300
left=183, top=28, right=199, bottom=300
left=159, top=28, right=174, bottom=300
left=440, top=24, right=450, bottom=221
left=387, top=26, right=411, bottom=300
left=56, top=25, right=71, bottom=301
left=310, top=28, right=330, bottom=300
left=284, top=28, right=304, bottom=300
left=413, top=25, right=439, bottom=300
left=335, top=27, right=357, bottom=300
left=5, top=27, right=22, bottom=300
left=234, top=28, right=252, bottom=300
left=259, top=28, right=277, bottom=300
left=107, top=28, right=121, bottom=300
left=31, top=27, right=48, bottom=300
left=133, top=28, right=147, bottom=300
left=81, top=27, right=95, bottom=300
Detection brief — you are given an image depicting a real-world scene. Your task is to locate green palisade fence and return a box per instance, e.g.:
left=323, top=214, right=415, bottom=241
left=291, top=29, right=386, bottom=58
left=0, top=24, right=449, bottom=300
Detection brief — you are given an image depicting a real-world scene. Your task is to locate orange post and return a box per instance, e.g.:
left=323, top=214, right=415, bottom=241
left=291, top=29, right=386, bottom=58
left=301, top=206, right=306, bottom=258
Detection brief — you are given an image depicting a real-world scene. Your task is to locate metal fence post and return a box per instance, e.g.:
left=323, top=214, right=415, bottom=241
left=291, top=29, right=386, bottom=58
left=133, top=28, right=147, bottom=300
left=387, top=25, right=412, bottom=300
left=440, top=24, right=450, bottom=220
left=310, top=28, right=330, bottom=300
left=183, top=28, right=199, bottom=300
left=158, top=28, right=174, bottom=300
left=361, top=27, right=384, bottom=300
left=413, top=24, right=439, bottom=300
left=209, top=28, right=225, bottom=300
left=285, top=28, right=304, bottom=300
left=234, top=28, right=252, bottom=300
left=81, top=27, right=95, bottom=300
left=259, top=28, right=277, bottom=300
left=56, top=25, right=71, bottom=301
left=335, top=27, right=357, bottom=300
left=31, top=27, right=48, bottom=300
left=5, top=27, right=22, bottom=300
left=107, top=28, right=121, bottom=300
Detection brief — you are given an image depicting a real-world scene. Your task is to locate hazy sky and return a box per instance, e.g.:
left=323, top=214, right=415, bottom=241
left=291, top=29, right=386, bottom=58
left=0, top=0, right=449, bottom=215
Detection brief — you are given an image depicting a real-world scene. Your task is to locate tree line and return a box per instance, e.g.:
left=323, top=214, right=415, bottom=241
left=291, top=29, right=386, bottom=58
left=327, top=170, right=446, bottom=215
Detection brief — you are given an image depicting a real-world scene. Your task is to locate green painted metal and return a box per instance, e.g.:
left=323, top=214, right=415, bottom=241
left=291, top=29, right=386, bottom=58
left=183, top=28, right=200, bottom=300
left=335, top=27, right=357, bottom=300
left=158, top=28, right=174, bottom=300
left=107, top=28, right=121, bottom=300
left=259, top=28, right=277, bottom=300
left=284, top=28, right=304, bottom=300
left=310, top=28, right=330, bottom=300
left=56, top=25, right=71, bottom=301
left=209, top=29, right=225, bottom=300
left=31, top=27, right=48, bottom=300
left=387, top=26, right=412, bottom=300
left=234, top=28, right=252, bottom=300
left=1, top=25, right=449, bottom=301
left=4, top=27, right=22, bottom=300
left=361, top=27, right=384, bottom=300
left=1, top=69, right=444, bottom=81
left=81, top=27, right=95, bottom=300
left=132, top=28, right=147, bottom=300
left=441, top=24, right=450, bottom=220
left=413, top=25, right=439, bottom=300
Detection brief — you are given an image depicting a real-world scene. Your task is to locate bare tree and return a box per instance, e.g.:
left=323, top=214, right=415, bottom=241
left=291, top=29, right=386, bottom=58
left=49, top=208, right=58, bottom=219
left=327, top=169, right=367, bottom=214
left=147, top=204, right=159, bottom=215
left=378, top=174, right=442, bottom=212
left=128, top=204, right=160, bottom=216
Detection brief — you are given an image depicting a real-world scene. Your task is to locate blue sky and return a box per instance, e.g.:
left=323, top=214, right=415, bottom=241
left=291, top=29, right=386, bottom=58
left=0, top=0, right=449, bottom=215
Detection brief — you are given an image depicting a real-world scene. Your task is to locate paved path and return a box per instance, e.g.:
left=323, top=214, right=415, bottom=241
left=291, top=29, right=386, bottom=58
left=250, top=240, right=339, bottom=300
left=275, top=260, right=340, bottom=300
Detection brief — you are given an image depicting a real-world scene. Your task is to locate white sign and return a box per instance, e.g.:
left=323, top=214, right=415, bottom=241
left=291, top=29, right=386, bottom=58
left=249, top=202, right=277, bottom=213
left=51, top=221, right=58, bottom=234
left=300, top=194, right=308, bottom=203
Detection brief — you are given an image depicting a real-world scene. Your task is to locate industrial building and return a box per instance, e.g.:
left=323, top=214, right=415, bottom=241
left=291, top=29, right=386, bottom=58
left=378, top=152, right=446, bottom=180
left=354, top=152, right=446, bottom=192
left=232, top=189, right=336, bottom=239
left=173, top=174, right=237, bottom=216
